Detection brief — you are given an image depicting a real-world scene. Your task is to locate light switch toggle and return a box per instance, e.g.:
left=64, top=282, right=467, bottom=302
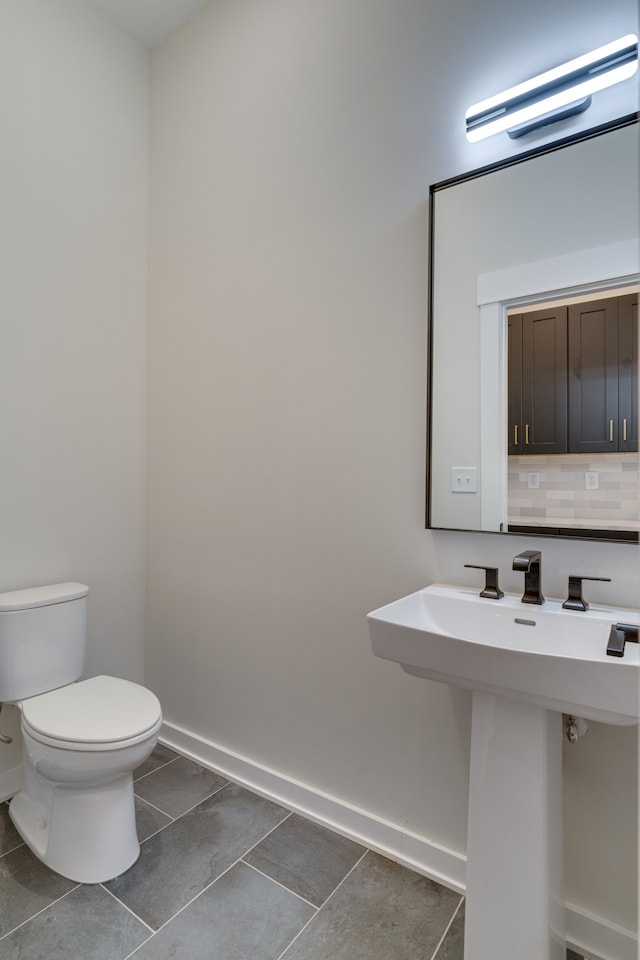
left=451, top=467, right=478, bottom=493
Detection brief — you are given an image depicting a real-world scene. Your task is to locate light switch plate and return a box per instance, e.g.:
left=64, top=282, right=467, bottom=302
left=451, top=467, right=477, bottom=493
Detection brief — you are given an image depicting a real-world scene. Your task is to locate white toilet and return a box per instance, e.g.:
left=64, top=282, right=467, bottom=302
left=0, top=582, right=162, bottom=884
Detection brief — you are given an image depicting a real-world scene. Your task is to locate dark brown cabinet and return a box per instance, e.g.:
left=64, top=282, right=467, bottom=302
left=568, top=294, right=638, bottom=453
left=508, top=294, right=637, bottom=455
left=508, top=306, right=568, bottom=455
left=619, top=293, right=639, bottom=451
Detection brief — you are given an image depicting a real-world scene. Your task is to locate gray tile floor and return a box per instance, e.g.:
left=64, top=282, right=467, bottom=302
left=0, top=745, right=593, bottom=959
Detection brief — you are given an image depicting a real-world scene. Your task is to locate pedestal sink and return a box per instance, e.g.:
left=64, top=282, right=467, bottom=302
left=367, top=584, right=639, bottom=960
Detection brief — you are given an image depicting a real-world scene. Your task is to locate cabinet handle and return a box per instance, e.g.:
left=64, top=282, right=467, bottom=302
left=609, top=419, right=614, bottom=442
left=623, top=419, right=627, bottom=442
left=514, top=424, right=518, bottom=445
left=525, top=424, right=530, bottom=445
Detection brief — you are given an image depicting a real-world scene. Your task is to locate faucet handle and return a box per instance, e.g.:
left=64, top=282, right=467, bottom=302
left=464, top=564, right=504, bottom=600
left=562, top=575, right=612, bottom=611
left=606, top=623, right=639, bottom=657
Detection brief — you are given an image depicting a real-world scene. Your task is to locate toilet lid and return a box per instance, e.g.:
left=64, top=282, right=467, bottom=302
left=22, top=675, right=162, bottom=748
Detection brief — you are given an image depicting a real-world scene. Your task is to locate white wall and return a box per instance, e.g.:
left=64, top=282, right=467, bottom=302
left=147, top=0, right=639, bottom=942
left=0, top=0, right=149, bottom=691
left=0, top=0, right=635, bottom=945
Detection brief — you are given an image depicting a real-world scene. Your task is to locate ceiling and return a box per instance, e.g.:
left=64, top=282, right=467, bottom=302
left=87, top=0, right=212, bottom=49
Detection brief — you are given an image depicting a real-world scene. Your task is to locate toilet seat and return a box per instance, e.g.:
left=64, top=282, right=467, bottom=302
left=21, top=675, right=162, bottom=751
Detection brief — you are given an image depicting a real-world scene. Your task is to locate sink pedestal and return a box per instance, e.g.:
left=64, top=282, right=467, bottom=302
left=465, top=691, right=565, bottom=960
left=368, top=583, right=639, bottom=958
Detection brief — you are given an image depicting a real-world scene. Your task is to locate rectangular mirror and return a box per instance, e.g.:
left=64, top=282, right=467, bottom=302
left=427, top=118, right=640, bottom=542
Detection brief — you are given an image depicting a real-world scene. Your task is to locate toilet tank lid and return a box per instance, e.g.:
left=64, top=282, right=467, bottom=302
left=0, top=582, right=89, bottom=612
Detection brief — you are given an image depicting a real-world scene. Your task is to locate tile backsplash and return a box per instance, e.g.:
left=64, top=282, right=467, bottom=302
left=508, top=452, right=639, bottom=528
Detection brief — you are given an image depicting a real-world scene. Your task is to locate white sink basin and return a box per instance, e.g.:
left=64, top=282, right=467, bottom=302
left=368, top=584, right=639, bottom=725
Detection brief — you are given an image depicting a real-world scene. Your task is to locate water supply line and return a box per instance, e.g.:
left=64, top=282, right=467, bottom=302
left=0, top=703, right=13, bottom=744
left=565, top=715, right=589, bottom=744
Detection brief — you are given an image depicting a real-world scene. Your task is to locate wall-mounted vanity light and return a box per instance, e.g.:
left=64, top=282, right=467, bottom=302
left=465, top=34, right=638, bottom=142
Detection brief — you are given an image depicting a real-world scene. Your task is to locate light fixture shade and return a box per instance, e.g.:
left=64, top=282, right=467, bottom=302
left=466, top=34, right=639, bottom=142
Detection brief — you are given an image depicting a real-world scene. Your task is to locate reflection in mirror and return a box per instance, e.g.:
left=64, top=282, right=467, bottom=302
left=428, top=118, right=640, bottom=542
left=506, top=286, right=638, bottom=539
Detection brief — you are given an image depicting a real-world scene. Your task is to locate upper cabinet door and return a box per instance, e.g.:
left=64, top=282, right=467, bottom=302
left=568, top=297, right=638, bottom=453
left=568, top=298, right=619, bottom=453
left=521, top=306, right=568, bottom=455
left=618, top=293, right=638, bottom=453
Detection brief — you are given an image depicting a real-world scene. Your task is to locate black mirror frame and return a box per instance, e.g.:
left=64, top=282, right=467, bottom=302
left=426, top=112, right=640, bottom=544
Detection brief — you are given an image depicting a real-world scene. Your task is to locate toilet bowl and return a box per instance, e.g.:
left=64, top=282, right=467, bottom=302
left=10, top=675, right=162, bottom=883
left=0, top=583, right=162, bottom=883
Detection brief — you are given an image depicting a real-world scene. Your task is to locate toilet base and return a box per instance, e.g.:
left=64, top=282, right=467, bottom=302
left=10, top=772, right=141, bottom=884
left=9, top=725, right=159, bottom=883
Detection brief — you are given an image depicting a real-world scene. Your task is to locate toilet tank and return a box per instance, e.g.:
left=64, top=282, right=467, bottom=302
left=0, top=583, right=89, bottom=702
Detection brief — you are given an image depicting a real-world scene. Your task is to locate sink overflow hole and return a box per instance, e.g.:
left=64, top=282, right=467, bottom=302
left=514, top=618, right=537, bottom=626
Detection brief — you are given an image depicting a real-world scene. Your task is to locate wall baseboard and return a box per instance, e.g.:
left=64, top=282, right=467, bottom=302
left=565, top=902, right=638, bottom=960
left=160, top=721, right=637, bottom=960
left=160, top=720, right=466, bottom=894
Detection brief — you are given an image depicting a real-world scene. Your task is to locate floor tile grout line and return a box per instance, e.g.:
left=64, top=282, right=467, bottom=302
left=135, top=765, right=292, bottom=842
left=0, top=840, right=26, bottom=859
left=135, top=777, right=230, bottom=823
left=99, top=882, right=156, bottom=934
left=238, top=808, right=293, bottom=860
left=150, top=784, right=289, bottom=851
left=428, top=894, right=465, bottom=960
left=127, top=855, right=255, bottom=947
left=132, top=756, right=179, bottom=785
left=0, top=803, right=26, bottom=860
left=134, top=792, right=176, bottom=824
left=273, top=847, right=370, bottom=960
left=0, top=882, right=82, bottom=943
left=137, top=823, right=173, bottom=846
left=120, top=811, right=295, bottom=952
left=134, top=795, right=176, bottom=822
left=122, top=928, right=157, bottom=960
left=240, top=858, right=320, bottom=910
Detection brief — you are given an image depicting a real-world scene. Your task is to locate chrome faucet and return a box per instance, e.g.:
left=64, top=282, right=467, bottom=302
left=512, top=550, right=545, bottom=605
